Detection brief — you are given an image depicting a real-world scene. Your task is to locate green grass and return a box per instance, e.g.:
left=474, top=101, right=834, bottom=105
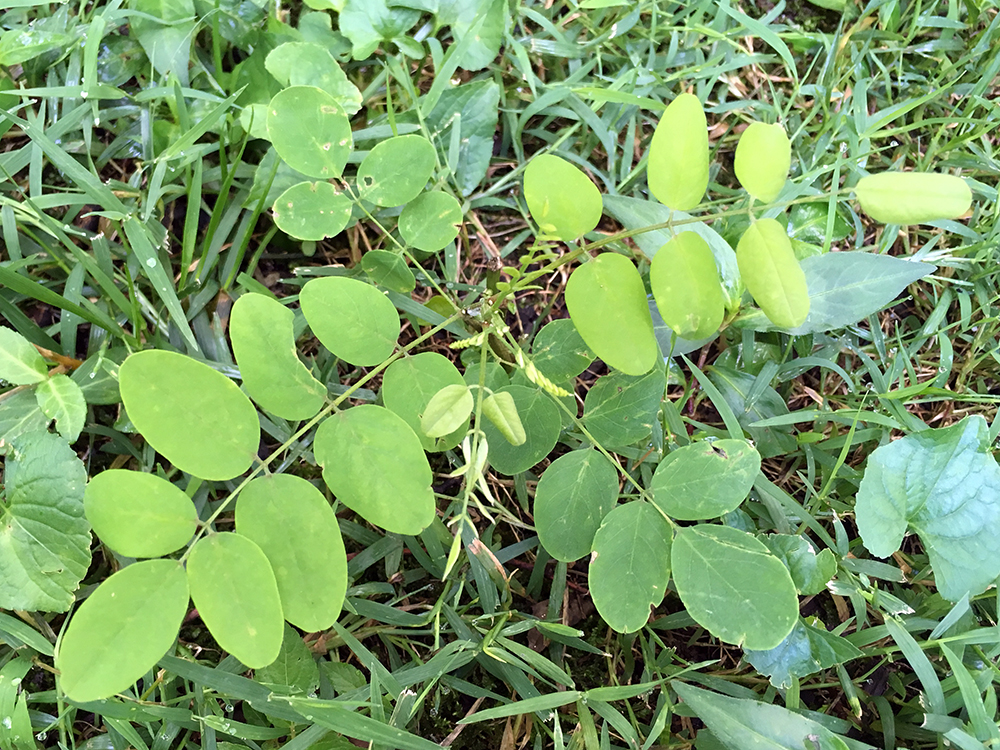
left=2, top=0, right=1000, bottom=749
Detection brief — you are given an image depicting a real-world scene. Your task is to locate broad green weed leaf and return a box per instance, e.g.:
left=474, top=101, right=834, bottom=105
left=361, top=250, right=416, bottom=293
left=647, top=93, right=709, bottom=211
left=649, top=439, right=760, bottom=520
left=0, top=390, right=48, bottom=454
left=424, top=81, right=500, bottom=196
left=0, top=328, right=47, bottom=385
left=650, top=232, right=725, bottom=340
left=734, top=122, right=791, bottom=203
left=236, top=474, right=347, bottom=632
left=535, top=449, right=618, bottom=562
left=764, top=535, right=837, bottom=595
left=481, top=386, right=559, bottom=475
left=129, top=0, right=196, bottom=86
left=590, top=502, right=672, bottom=633
left=35, top=374, right=86, bottom=442
left=314, top=405, right=435, bottom=535
left=187, top=533, right=284, bottom=668
left=481, top=391, right=526, bottom=446
left=267, top=86, right=352, bottom=180
left=272, top=181, right=353, bottom=241
left=672, top=524, right=798, bottom=649
left=119, top=351, right=260, bottom=481
left=338, top=0, right=420, bottom=59
left=706, top=365, right=796, bottom=458
left=0, top=658, right=32, bottom=750
left=855, top=172, right=972, bottom=224
left=264, top=42, right=362, bottom=114
left=85, top=470, right=197, bottom=558
left=421, top=384, right=474, bottom=439
left=399, top=191, right=463, bottom=253
left=565, top=253, right=658, bottom=376
left=531, top=319, right=594, bottom=382
left=736, top=219, right=809, bottom=329
left=856, top=415, right=1000, bottom=601
left=0, top=431, right=89, bottom=612
left=230, top=293, right=326, bottom=421
left=672, top=682, right=853, bottom=750
left=72, top=349, right=124, bottom=405
left=523, top=154, right=602, bottom=241
left=736, top=251, right=935, bottom=334
left=582, top=367, right=666, bottom=449
left=256, top=623, right=321, bottom=694
left=300, top=277, right=399, bottom=366
left=383, top=352, right=468, bottom=452
left=57, top=560, right=188, bottom=703
left=744, top=619, right=863, bottom=689
left=358, top=135, right=436, bottom=206
left=0, top=28, right=76, bottom=66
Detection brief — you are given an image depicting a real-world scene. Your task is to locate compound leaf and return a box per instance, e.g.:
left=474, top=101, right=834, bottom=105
left=119, top=351, right=260, bottom=481
left=856, top=415, right=1000, bottom=601
left=57, top=560, right=189, bottom=703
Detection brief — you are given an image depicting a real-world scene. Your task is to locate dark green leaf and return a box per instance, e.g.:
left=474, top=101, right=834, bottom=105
left=582, top=367, right=666, bottom=449
left=480, top=385, right=560, bottom=475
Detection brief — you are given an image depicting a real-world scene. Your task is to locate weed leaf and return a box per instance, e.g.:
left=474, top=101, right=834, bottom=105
left=256, top=623, right=321, bottom=694
left=0, top=328, right=47, bottom=385
left=582, top=367, right=666, bottom=449
left=35, top=374, right=85, bottom=443
left=267, top=86, right=353, bottom=180
left=744, top=619, right=863, bottom=689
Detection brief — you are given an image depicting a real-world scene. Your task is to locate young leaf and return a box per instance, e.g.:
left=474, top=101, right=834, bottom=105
left=531, top=318, right=594, bottom=382
left=57, top=560, right=189, bottom=703
left=230, top=293, right=326, bottom=421
left=856, top=415, right=1000, bottom=601
left=590, top=502, right=672, bottom=633
left=733, top=122, right=791, bottom=203
left=736, top=219, right=809, bottom=329
left=398, top=191, right=463, bottom=253
left=314, top=405, right=435, bottom=535
left=647, top=92, right=709, bottom=211
left=523, top=154, right=603, bottom=241
left=744, top=619, right=863, bottom=689
left=35, top=374, right=86, bottom=443
left=85, top=470, right=198, bottom=558
left=565, top=253, right=658, bottom=376
left=421, top=384, right=474, bottom=439
left=383, top=352, right=468, bottom=452
left=672, top=524, right=798, bottom=650
left=255, top=623, right=321, bottom=694
left=272, top=181, right=353, bottom=241
left=534, top=449, right=618, bottom=562
left=119, top=351, right=260, bottom=481
left=300, top=277, right=400, bottom=367
left=480, top=390, right=526, bottom=446
left=0, top=431, right=89, bottom=612
left=582, top=367, right=666, bottom=449
left=480, top=386, right=560, bottom=475
left=672, top=682, right=854, bottom=750
left=266, top=86, right=353, bottom=180
left=0, top=327, right=47, bottom=385
left=855, top=172, right=972, bottom=224
left=236, top=474, right=347, bottom=632
left=187, top=533, right=284, bottom=669
left=357, top=135, right=436, bottom=207
left=650, top=232, right=725, bottom=340
left=649, top=439, right=760, bottom=521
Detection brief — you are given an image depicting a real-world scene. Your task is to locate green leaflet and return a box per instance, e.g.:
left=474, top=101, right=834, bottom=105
left=236, top=475, right=347, bottom=632
left=57, top=560, right=189, bottom=702
left=565, top=253, right=658, bottom=376
left=523, top=154, right=603, bottom=241
left=266, top=86, right=353, bottom=179
left=85, top=470, right=197, bottom=558
left=480, top=385, right=560, bottom=475
left=649, top=439, right=760, bottom=521
left=856, top=415, right=1000, bottom=601
left=299, top=276, right=400, bottom=367
left=118, top=350, right=260, bottom=481
left=0, top=431, right=89, bottom=612
left=647, top=92, right=709, bottom=211
left=271, top=181, right=353, bottom=241
left=589, top=502, right=672, bottom=633
left=581, top=367, right=666, bottom=449
left=734, top=122, right=791, bottom=203
left=534, top=449, right=618, bottom=562
left=314, top=405, right=435, bottom=535
left=530, top=318, right=594, bottom=382
left=421, top=384, right=474, bottom=439
left=382, top=352, right=468, bottom=452
left=736, top=219, right=810, bottom=330
left=672, top=524, right=798, bottom=650
left=357, top=135, right=436, bottom=207
left=855, top=172, right=972, bottom=224
left=649, top=232, right=725, bottom=340
left=230, top=293, right=326, bottom=421
left=399, top=191, right=464, bottom=253
left=187, top=533, right=284, bottom=669
left=0, top=327, right=47, bottom=385
left=361, top=250, right=417, bottom=293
